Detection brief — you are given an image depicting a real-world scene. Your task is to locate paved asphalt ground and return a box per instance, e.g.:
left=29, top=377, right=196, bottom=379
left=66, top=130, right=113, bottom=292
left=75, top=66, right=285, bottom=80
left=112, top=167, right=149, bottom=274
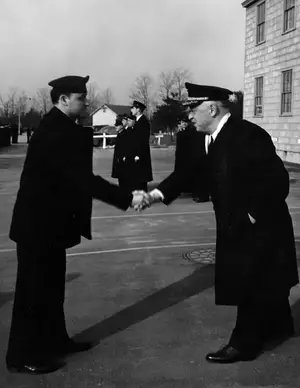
left=1, top=137, right=300, bottom=387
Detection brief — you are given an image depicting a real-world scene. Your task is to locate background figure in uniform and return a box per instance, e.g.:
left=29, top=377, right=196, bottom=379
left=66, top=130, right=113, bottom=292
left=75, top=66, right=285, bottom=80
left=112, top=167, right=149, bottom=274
left=6, top=75, right=143, bottom=375
left=128, top=100, right=153, bottom=192
left=111, top=114, right=130, bottom=188
left=26, top=127, right=33, bottom=143
left=10, top=124, right=19, bottom=144
left=174, top=117, right=209, bottom=202
left=139, top=82, right=298, bottom=364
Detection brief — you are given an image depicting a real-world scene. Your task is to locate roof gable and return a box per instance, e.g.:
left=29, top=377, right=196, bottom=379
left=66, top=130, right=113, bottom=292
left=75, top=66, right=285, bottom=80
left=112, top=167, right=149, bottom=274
left=91, top=104, right=131, bottom=116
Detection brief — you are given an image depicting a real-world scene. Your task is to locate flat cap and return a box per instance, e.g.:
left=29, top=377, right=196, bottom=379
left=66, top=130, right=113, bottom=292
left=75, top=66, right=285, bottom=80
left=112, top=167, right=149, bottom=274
left=184, top=82, right=237, bottom=106
left=131, top=100, right=146, bottom=111
left=48, top=75, right=89, bottom=93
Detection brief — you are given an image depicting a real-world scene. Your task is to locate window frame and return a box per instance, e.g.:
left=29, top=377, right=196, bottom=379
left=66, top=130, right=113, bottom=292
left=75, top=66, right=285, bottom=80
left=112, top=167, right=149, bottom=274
left=280, top=69, right=293, bottom=116
left=254, top=76, right=264, bottom=117
left=256, top=1, right=266, bottom=45
left=283, top=0, right=296, bottom=33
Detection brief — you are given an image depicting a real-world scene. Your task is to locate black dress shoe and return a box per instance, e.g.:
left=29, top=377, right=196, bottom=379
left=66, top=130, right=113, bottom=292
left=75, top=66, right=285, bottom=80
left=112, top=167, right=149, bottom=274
left=7, top=361, right=65, bottom=375
left=58, top=340, right=94, bottom=355
left=206, top=344, right=259, bottom=363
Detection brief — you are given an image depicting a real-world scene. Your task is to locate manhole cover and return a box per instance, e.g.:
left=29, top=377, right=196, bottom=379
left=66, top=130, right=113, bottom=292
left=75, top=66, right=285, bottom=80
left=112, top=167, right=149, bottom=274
left=183, top=247, right=215, bottom=264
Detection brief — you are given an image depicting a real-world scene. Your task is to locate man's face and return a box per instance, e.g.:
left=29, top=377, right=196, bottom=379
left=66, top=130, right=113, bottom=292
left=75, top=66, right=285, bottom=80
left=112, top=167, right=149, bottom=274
left=131, top=106, right=138, bottom=117
left=178, top=120, right=188, bottom=131
left=65, top=93, right=88, bottom=118
left=188, top=102, right=213, bottom=133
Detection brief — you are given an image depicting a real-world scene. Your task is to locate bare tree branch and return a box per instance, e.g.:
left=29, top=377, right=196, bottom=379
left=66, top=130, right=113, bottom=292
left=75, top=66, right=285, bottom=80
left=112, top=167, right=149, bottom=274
left=0, top=89, right=18, bottom=117
left=87, top=82, right=103, bottom=114
left=129, top=74, right=154, bottom=117
left=36, top=88, right=52, bottom=115
left=101, top=88, right=114, bottom=105
left=172, top=68, right=192, bottom=101
left=0, top=94, right=10, bottom=117
left=159, top=71, right=175, bottom=99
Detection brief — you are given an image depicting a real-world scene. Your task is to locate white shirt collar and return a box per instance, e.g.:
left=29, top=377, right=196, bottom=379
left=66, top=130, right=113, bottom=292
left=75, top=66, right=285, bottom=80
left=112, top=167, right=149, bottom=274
left=205, top=112, right=231, bottom=153
left=136, top=114, right=143, bottom=121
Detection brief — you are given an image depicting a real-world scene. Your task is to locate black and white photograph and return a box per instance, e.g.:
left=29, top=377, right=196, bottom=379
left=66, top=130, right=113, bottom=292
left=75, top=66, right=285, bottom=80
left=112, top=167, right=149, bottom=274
left=0, top=0, right=300, bottom=387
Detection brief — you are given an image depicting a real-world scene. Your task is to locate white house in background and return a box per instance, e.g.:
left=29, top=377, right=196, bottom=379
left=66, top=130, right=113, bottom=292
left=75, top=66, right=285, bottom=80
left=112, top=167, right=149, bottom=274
left=91, top=104, right=131, bottom=127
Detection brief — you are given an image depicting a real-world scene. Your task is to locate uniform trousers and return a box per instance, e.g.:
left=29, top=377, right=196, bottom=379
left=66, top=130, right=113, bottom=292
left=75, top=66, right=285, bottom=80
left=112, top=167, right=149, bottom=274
left=229, top=296, right=293, bottom=353
left=6, top=243, right=69, bottom=365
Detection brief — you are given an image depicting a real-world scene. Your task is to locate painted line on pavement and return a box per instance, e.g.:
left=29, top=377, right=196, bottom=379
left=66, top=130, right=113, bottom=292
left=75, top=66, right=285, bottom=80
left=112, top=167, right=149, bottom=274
left=66, top=242, right=215, bottom=257
left=92, top=210, right=214, bottom=219
left=2, top=239, right=300, bottom=256
left=0, top=242, right=213, bottom=254
left=92, top=207, right=300, bottom=219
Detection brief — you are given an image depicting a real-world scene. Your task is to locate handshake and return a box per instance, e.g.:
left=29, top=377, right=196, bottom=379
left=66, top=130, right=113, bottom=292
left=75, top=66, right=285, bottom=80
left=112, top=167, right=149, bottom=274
left=131, top=189, right=163, bottom=212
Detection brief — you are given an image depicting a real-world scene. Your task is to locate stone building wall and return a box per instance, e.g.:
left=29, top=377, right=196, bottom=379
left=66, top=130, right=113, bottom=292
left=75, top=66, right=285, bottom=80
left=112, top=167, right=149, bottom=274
left=243, top=0, right=300, bottom=162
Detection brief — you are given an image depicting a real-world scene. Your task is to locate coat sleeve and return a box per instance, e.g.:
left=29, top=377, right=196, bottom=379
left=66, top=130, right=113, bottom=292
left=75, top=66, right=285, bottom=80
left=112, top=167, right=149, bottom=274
left=92, top=174, right=133, bottom=210
left=156, top=168, right=196, bottom=205
left=53, top=132, right=133, bottom=211
left=247, top=128, right=290, bottom=220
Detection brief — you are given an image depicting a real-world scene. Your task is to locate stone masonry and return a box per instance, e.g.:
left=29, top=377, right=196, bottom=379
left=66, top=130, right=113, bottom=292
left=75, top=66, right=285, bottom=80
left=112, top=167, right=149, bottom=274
left=242, top=0, right=300, bottom=163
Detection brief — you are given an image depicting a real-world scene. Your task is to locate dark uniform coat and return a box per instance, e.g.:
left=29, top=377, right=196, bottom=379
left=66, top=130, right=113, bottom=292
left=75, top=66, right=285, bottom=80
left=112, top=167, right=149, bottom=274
left=10, top=107, right=132, bottom=249
left=111, top=127, right=129, bottom=179
left=7, top=107, right=133, bottom=365
left=125, top=115, right=153, bottom=183
left=157, top=116, right=298, bottom=306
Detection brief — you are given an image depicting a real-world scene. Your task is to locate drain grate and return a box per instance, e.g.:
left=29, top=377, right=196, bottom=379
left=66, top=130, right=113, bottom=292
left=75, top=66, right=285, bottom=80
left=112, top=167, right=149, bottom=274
left=182, top=247, right=215, bottom=264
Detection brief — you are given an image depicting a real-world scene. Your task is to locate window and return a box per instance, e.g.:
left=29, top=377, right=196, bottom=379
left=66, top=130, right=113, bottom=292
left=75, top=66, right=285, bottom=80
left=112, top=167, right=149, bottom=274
left=256, top=2, right=266, bottom=44
left=254, top=76, right=264, bottom=116
left=281, top=70, right=293, bottom=114
left=283, top=0, right=295, bottom=32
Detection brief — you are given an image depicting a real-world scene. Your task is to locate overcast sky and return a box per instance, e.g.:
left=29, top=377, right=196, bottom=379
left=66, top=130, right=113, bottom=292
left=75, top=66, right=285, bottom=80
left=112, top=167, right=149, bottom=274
left=0, top=0, right=246, bottom=104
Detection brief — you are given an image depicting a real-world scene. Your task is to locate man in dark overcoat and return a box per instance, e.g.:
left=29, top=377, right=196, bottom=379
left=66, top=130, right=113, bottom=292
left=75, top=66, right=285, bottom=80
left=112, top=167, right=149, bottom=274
left=139, top=82, right=298, bottom=363
left=6, top=75, right=144, bottom=375
left=111, top=114, right=138, bottom=191
left=111, top=114, right=128, bottom=183
left=127, top=100, right=153, bottom=191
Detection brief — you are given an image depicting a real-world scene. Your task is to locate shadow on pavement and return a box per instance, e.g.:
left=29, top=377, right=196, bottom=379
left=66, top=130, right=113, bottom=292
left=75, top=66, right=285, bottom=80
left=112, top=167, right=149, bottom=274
left=73, top=264, right=215, bottom=345
left=292, top=298, right=300, bottom=337
left=0, top=291, right=14, bottom=309
left=0, top=272, right=82, bottom=309
left=262, top=299, right=300, bottom=353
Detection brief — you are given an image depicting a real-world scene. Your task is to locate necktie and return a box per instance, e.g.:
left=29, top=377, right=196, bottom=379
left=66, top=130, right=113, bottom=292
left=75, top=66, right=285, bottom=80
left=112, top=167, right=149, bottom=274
left=207, top=136, right=214, bottom=154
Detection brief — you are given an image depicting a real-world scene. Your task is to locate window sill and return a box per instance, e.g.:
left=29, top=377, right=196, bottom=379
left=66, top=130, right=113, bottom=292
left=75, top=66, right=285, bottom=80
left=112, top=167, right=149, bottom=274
left=280, top=113, right=293, bottom=117
left=253, top=115, right=264, bottom=118
left=256, top=40, right=266, bottom=46
left=282, top=27, right=296, bottom=35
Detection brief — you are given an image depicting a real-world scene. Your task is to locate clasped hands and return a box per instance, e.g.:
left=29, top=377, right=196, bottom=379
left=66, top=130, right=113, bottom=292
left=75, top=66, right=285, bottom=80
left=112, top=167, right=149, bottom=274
left=131, top=189, right=162, bottom=212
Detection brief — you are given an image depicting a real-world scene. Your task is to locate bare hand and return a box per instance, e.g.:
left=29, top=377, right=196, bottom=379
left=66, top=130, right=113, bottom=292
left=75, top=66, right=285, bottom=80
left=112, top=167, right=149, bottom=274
left=131, top=191, right=150, bottom=211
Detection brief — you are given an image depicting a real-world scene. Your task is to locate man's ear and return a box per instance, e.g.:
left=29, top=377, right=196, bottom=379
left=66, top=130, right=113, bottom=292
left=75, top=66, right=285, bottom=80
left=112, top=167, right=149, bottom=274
left=209, top=103, right=219, bottom=118
left=59, top=94, right=69, bottom=106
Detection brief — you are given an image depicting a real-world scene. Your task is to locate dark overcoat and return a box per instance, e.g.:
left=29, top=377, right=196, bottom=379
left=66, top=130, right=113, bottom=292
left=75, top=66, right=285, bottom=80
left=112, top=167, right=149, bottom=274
left=158, top=116, right=298, bottom=306
left=9, top=107, right=133, bottom=249
left=123, top=115, right=153, bottom=183
left=111, top=127, right=129, bottom=179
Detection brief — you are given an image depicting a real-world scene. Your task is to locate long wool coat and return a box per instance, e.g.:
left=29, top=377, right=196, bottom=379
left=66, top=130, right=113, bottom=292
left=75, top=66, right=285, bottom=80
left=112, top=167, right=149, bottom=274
left=158, top=116, right=298, bottom=306
left=126, top=115, right=153, bottom=183
left=9, top=107, right=133, bottom=249
left=111, top=127, right=129, bottom=179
